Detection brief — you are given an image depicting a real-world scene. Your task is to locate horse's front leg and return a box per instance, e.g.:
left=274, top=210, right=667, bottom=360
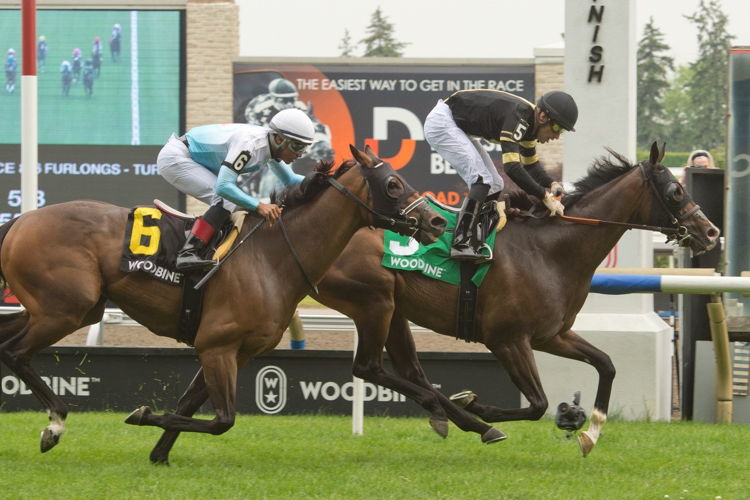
left=534, top=329, right=615, bottom=457
left=126, top=348, right=238, bottom=439
left=385, top=313, right=505, bottom=444
left=351, top=311, right=456, bottom=438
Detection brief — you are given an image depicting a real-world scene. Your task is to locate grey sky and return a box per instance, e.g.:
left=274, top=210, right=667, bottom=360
left=238, top=0, right=749, bottom=67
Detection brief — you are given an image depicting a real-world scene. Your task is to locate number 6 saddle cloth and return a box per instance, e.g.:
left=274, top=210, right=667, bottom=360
left=119, top=204, right=244, bottom=286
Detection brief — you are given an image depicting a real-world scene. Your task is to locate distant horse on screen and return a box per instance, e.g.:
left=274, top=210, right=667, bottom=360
left=0, top=145, right=446, bottom=462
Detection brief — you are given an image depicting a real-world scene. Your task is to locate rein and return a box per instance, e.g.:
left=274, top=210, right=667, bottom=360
left=277, top=216, right=319, bottom=295
left=517, top=163, right=698, bottom=241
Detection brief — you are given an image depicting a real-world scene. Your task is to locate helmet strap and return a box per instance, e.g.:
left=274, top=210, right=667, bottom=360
left=269, top=132, right=284, bottom=160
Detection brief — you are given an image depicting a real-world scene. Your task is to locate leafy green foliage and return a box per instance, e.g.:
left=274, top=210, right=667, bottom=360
left=359, top=7, right=409, bottom=57
left=338, top=29, right=356, bottom=58
left=684, top=0, right=735, bottom=150
left=637, top=17, right=674, bottom=149
left=637, top=1, right=734, bottom=160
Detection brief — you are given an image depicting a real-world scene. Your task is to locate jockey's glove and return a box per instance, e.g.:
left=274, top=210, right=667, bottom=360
left=543, top=191, right=565, bottom=216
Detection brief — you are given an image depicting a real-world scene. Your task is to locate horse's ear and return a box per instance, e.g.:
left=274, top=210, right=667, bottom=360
left=349, top=144, right=365, bottom=165
left=649, top=141, right=659, bottom=164
left=657, top=142, right=666, bottom=163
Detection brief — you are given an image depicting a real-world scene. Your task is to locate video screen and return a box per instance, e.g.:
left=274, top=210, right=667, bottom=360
left=0, top=9, right=181, bottom=145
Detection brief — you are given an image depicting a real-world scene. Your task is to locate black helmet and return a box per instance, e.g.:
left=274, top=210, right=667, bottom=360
left=537, top=91, right=578, bottom=132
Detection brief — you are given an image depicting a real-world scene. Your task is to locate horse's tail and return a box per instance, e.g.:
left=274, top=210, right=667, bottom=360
left=0, top=217, right=20, bottom=291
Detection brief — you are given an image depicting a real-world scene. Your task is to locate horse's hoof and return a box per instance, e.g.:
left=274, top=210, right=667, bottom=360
left=428, top=417, right=449, bottom=439
left=449, top=390, right=477, bottom=408
left=125, top=406, right=152, bottom=426
left=578, top=431, right=595, bottom=457
left=39, top=427, right=61, bottom=453
left=150, top=455, right=170, bottom=466
left=481, top=427, right=507, bottom=444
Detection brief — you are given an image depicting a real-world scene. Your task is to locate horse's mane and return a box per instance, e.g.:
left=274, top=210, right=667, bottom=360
left=564, top=148, right=635, bottom=207
left=271, top=159, right=356, bottom=209
left=502, top=149, right=635, bottom=213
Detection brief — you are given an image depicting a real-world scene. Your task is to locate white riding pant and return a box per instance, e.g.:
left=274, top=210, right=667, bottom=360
left=156, top=134, right=238, bottom=212
left=423, top=99, right=503, bottom=195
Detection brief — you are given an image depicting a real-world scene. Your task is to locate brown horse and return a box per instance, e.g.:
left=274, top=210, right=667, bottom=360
left=0, top=145, right=446, bottom=458
left=312, top=143, right=719, bottom=456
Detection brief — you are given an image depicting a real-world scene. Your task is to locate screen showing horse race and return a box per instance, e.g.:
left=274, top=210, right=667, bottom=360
left=0, top=9, right=184, bottom=232
left=0, top=9, right=181, bottom=145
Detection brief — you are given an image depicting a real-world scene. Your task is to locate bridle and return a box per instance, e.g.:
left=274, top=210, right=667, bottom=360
left=638, top=162, right=700, bottom=244
left=554, top=162, right=699, bottom=244
left=325, top=161, right=427, bottom=236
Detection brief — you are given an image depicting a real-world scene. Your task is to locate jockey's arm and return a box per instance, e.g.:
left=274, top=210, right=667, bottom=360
left=501, top=140, right=547, bottom=199
left=268, top=160, right=304, bottom=186
left=215, top=165, right=260, bottom=211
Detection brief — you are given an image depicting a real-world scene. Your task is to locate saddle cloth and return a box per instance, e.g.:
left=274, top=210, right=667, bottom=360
left=119, top=205, right=246, bottom=286
left=381, top=196, right=505, bottom=287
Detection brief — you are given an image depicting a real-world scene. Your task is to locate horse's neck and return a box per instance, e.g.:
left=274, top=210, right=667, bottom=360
left=556, top=169, right=648, bottom=274
left=248, top=170, right=367, bottom=301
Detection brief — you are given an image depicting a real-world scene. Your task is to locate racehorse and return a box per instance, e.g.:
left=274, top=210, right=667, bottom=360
left=311, top=142, right=719, bottom=456
left=0, top=145, right=446, bottom=460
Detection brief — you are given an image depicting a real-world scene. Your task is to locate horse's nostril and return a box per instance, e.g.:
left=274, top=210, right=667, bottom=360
left=707, top=227, right=720, bottom=240
left=432, top=216, right=447, bottom=229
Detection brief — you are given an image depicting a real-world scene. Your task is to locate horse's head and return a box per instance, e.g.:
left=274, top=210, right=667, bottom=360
left=641, top=142, right=720, bottom=255
left=349, top=145, right=446, bottom=245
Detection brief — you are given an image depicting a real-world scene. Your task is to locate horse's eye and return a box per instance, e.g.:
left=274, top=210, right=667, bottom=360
left=386, top=177, right=402, bottom=196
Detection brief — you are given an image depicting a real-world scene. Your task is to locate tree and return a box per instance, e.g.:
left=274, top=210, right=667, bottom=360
left=684, top=0, right=735, bottom=150
left=661, top=66, right=696, bottom=151
left=637, top=17, right=674, bottom=149
left=360, top=7, right=409, bottom=57
left=338, top=29, right=356, bottom=57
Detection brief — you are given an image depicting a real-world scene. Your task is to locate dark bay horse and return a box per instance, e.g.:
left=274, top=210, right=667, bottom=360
left=313, top=143, right=720, bottom=456
left=0, top=145, right=446, bottom=459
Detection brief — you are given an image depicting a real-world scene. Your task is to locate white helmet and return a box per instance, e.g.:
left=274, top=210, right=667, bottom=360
left=269, top=108, right=315, bottom=145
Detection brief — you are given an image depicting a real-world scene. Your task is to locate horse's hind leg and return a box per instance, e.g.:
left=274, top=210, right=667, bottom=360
left=385, top=313, right=506, bottom=444
left=0, top=310, right=29, bottom=344
left=458, top=339, right=550, bottom=423
left=535, top=329, right=615, bottom=457
left=149, top=368, right=208, bottom=464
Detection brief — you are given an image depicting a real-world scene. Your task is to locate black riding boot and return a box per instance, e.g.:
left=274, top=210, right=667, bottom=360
left=175, top=204, right=231, bottom=271
left=451, top=183, right=490, bottom=262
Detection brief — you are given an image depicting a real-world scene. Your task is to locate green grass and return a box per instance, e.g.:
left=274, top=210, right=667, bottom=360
left=0, top=412, right=747, bottom=498
left=0, top=10, right=180, bottom=145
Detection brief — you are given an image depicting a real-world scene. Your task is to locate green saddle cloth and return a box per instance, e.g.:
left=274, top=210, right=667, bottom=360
left=381, top=199, right=496, bottom=287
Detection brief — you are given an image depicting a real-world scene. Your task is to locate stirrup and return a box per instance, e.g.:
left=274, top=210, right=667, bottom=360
left=175, top=254, right=216, bottom=271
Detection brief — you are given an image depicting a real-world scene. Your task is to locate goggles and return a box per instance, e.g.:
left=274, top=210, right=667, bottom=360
left=550, top=121, right=565, bottom=134
left=285, top=138, right=309, bottom=154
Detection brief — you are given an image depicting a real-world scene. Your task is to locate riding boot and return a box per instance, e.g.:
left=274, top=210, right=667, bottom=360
left=451, top=183, right=490, bottom=262
left=175, top=204, right=231, bottom=271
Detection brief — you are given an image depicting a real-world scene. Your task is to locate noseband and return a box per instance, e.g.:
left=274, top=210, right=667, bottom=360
left=326, top=162, right=426, bottom=235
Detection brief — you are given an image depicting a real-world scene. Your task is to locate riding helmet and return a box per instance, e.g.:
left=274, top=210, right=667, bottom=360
left=537, top=91, right=578, bottom=132
left=269, top=108, right=315, bottom=145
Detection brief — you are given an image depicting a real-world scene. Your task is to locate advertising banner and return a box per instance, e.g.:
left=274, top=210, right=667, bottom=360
left=0, top=347, right=519, bottom=417
left=233, top=61, right=534, bottom=206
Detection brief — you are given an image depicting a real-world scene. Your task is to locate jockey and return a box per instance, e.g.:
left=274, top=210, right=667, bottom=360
left=423, top=89, right=578, bottom=261
left=157, top=108, right=316, bottom=270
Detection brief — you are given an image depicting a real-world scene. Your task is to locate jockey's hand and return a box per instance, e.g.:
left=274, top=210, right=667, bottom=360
left=543, top=191, right=565, bottom=216
left=550, top=181, right=565, bottom=197
left=256, top=203, right=282, bottom=226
